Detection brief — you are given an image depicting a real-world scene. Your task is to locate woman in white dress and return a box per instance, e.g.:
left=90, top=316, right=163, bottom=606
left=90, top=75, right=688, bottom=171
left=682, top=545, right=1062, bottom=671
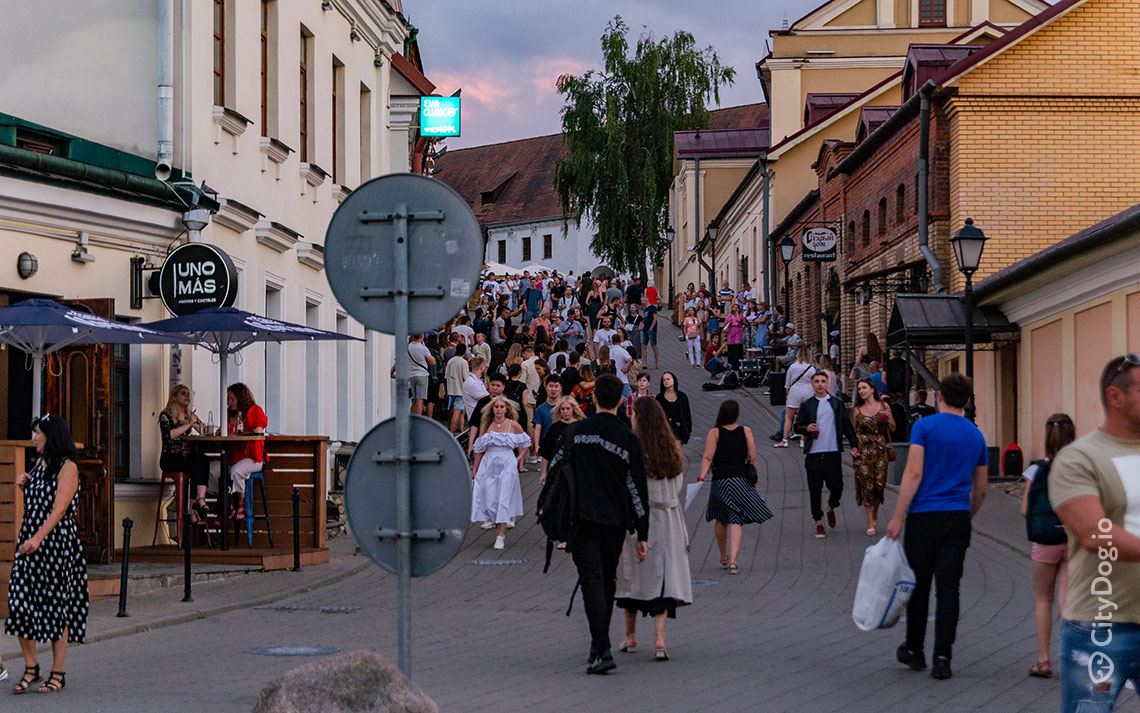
left=471, top=396, right=531, bottom=550
left=774, top=349, right=817, bottom=449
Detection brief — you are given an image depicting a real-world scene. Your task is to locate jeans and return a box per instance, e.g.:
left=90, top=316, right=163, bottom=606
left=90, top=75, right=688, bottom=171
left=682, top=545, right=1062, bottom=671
left=685, top=336, right=701, bottom=365
left=571, top=521, right=627, bottom=657
left=903, top=510, right=972, bottom=659
left=1060, top=620, right=1140, bottom=712
left=774, top=407, right=786, bottom=438
left=804, top=452, right=843, bottom=522
left=706, top=358, right=729, bottom=377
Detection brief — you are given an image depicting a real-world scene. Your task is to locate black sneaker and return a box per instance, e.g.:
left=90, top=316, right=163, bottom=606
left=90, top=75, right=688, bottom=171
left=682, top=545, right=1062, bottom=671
left=770, top=432, right=782, bottom=441
left=897, top=643, right=926, bottom=671
left=931, top=656, right=952, bottom=679
left=586, top=651, right=616, bottom=675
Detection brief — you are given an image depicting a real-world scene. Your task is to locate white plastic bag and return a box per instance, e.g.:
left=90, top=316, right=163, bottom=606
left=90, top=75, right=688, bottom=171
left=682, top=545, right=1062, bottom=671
left=852, top=537, right=916, bottom=631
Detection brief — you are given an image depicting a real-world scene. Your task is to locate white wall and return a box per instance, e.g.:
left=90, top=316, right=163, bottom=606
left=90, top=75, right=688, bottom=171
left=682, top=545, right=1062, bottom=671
left=485, top=218, right=602, bottom=277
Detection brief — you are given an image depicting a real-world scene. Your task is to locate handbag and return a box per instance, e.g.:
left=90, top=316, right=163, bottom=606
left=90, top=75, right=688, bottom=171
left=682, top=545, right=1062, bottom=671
left=745, top=461, right=759, bottom=485
left=886, top=445, right=897, bottom=462
left=1026, top=460, right=1068, bottom=545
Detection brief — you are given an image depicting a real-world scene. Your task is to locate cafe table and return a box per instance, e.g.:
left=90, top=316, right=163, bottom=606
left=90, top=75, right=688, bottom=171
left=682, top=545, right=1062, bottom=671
left=185, top=434, right=265, bottom=551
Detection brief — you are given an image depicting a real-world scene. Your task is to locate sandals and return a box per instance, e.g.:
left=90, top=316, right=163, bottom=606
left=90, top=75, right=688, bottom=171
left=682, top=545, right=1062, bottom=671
left=618, top=640, right=637, bottom=653
left=728, top=563, right=740, bottom=575
left=11, top=664, right=40, bottom=695
left=773, top=440, right=789, bottom=448
left=655, top=647, right=670, bottom=661
left=720, top=556, right=729, bottom=569
left=1028, top=661, right=1052, bottom=678
left=37, top=671, right=65, bottom=694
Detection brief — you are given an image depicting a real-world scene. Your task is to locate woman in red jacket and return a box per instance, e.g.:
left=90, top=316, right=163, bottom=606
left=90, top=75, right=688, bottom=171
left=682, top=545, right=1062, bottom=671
left=206, top=382, right=267, bottom=519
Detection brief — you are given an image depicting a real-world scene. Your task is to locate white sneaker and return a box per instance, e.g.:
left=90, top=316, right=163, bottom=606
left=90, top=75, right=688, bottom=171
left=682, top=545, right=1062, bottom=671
left=480, top=522, right=495, bottom=530
left=0, top=665, right=7, bottom=682
left=494, top=535, right=505, bottom=550
left=506, top=521, right=516, bottom=529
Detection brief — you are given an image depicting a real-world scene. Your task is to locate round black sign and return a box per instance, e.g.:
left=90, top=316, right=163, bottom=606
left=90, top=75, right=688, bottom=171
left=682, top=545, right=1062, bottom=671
left=158, top=242, right=238, bottom=316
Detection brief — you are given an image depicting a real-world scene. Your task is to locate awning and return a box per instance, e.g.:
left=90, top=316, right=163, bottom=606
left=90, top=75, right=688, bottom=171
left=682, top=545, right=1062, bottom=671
left=887, top=294, right=1019, bottom=349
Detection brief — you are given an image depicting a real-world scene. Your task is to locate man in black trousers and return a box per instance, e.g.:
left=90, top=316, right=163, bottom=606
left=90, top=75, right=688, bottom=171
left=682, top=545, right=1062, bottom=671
left=794, top=372, right=858, bottom=539
left=549, top=374, right=648, bottom=674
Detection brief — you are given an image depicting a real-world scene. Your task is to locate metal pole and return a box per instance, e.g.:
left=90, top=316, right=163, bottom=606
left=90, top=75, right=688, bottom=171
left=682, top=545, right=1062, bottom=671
left=31, top=352, right=43, bottom=422
left=219, top=351, right=229, bottom=550
left=117, top=517, right=133, bottom=617
left=182, top=507, right=193, bottom=602
left=292, top=487, right=301, bottom=572
left=783, top=261, right=790, bottom=321
left=694, top=157, right=701, bottom=289
left=393, top=203, right=413, bottom=676
left=964, top=274, right=975, bottom=422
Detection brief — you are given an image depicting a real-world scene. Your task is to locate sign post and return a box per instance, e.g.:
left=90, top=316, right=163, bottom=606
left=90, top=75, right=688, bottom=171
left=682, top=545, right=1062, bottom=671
left=325, top=173, right=482, bottom=677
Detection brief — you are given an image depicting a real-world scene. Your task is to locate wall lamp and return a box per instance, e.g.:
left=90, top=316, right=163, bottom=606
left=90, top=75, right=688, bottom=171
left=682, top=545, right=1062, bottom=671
left=17, top=252, right=38, bottom=279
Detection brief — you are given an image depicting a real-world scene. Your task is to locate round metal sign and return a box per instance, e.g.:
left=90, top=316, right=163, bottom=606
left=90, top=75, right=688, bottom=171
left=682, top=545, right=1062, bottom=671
left=158, top=242, right=238, bottom=316
left=801, top=226, right=838, bottom=262
left=344, top=415, right=471, bottom=577
left=324, top=173, right=483, bottom=335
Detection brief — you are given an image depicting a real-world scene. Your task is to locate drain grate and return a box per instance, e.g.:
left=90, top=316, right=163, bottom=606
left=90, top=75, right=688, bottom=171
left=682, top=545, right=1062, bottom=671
left=469, top=558, right=530, bottom=566
left=691, top=579, right=719, bottom=586
left=254, top=605, right=361, bottom=614
left=244, top=645, right=342, bottom=657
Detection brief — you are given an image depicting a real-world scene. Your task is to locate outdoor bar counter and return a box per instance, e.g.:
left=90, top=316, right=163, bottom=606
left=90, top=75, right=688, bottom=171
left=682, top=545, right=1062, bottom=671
left=0, top=440, right=33, bottom=618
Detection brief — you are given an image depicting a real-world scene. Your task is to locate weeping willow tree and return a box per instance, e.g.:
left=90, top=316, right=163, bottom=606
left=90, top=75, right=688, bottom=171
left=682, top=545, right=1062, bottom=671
left=554, top=16, right=735, bottom=280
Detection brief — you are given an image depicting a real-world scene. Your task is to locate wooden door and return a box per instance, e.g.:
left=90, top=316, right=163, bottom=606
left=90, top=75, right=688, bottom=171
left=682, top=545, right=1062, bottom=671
left=45, top=298, right=115, bottom=563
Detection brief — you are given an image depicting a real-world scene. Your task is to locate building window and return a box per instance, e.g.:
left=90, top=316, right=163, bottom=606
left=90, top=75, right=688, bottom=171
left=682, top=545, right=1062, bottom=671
left=847, top=220, right=856, bottom=254
left=522, top=236, right=532, bottom=261
left=919, top=0, right=947, bottom=27
left=543, top=234, right=553, bottom=260
left=112, top=344, right=130, bottom=482
left=213, top=0, right=226, bottom=105
left=915, top=173, right=921, bottom=215
left=878, top=197, right=887, bottom=237
left=332, top=58, right=344, bottom=183
left=305, top=302, right=321, bottom=435
left=360, top=84, right=371, bottom=181
left=335, top=314, right=350, bottom=440
left=896, top=184, right=906, bottom=225
left=264, top=285, right=283, bottom=428
left=861, top=210, right=870, bottom=248
left=497, top=240, right=506, bottom=264
left=299, top=28, right=311, bottom=162
left=259, top=1, right=277, bottom=136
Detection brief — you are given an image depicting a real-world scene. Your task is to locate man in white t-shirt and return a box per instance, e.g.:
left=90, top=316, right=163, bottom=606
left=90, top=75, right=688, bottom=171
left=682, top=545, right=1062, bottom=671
left=450, top=316, right=475, bottom=346
left=407, top=333, right=435, bottom=416
left=793, top=372, right=858, bottom=539
left=608, top=335, right=633, bottom=397
left=462, top=356, right=489, bottom=420
left=593, top=316, right=617, bottom=352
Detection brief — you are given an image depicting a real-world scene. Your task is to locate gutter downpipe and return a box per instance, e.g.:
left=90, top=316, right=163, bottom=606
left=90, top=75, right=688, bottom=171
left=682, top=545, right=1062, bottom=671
left=156, top=0, right=175, bottom=180
left=763, top=162, right=774, bottom=307
left=918, top=82, right=945, bottom=294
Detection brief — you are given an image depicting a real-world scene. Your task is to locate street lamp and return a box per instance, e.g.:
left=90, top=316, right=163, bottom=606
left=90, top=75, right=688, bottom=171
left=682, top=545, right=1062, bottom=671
left=706, top=220, right=719, bottom=290
left=665, top=226, right=676, bottom=307
left=950, top=217, right=988, bottom=422
left=778, top=235, right=795, bottom=319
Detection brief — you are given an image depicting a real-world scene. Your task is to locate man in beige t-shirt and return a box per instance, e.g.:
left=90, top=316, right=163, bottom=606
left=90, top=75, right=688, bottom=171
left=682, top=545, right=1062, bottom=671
left=1050, top=355, right=1140, bottom=711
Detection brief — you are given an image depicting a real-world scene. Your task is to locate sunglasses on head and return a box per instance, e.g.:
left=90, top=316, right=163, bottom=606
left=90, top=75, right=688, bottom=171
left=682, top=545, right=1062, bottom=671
left=1108, top=353, right=1140, bottom=385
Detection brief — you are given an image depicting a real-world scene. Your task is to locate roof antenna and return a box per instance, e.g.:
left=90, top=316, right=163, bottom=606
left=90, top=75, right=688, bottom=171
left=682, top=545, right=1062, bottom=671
left=782, top=12, right=789, bottom=30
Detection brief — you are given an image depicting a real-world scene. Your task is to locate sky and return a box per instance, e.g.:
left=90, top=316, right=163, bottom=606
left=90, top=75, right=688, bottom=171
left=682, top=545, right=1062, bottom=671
left=409, top=0, right=825, bottom=149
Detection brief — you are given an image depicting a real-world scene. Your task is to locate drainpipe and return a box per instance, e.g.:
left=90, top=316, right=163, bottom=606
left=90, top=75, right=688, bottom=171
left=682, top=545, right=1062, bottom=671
left=182, top=209, right=211, bottom=243
left=917, top=82, right=944, bottom=293
left=762, top=162, right=773, bottom=306
left=156, top=0, right=175, bottom=180
left=693, top=157, right=703, bottom=287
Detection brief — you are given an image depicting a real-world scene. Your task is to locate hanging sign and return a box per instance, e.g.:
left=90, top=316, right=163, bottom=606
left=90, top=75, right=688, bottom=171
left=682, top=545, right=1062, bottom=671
left=419, top=96, right=461, bottom=137
left=158, top=242, right=238, bottom=316
left=801, top=226, right=838, bottom=262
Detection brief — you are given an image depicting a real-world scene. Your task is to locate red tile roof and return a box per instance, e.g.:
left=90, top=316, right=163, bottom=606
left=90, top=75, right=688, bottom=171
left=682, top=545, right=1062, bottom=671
left=390, top=52, right=435, bottom=96
left=805, top=93, right=860, bottom=126
left=709, top=103, right=769, bottom=129
left=856, top=106, right=900, bottom=143
left=675, top=128, right=770, bottom=159
left=901, top=45, right=983, bottom=99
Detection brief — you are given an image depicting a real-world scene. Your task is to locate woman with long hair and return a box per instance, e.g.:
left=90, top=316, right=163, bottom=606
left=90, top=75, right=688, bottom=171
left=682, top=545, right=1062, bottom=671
left=499, top=343, right=524, bottom=377
left=1020, top=413, right=1075, bottom=679
left=572, top=363, right=597, bottom=415
left=656, top=371, right=692, bottom=446
left=207, top=383, right=268, bottom=519
left=682, top=308, right=702, bottom=368
left=539, top=397, right=585, bottom=485
left=594, top=345, right=616, bottom=377
left=6, top=414, right=88, bottom=694
left=471, top=396, right=530, bottom=550
left=851, top=378, right=894, bottom=536
left=817, top=353, right=839, bottom=395
left=775, top=349, right=816, bottom=449
left=723, top=302, right=747, bottom=369
left=615, top=397, right=691, bottom=661
left=158, top=384, right=210, bottom=523
left=698, top=400, right=772, bottom=574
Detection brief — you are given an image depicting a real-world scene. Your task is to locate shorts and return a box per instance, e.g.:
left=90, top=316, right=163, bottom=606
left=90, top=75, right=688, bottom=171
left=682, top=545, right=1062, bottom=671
left=410, top=376, right=429, bottom=400
left=1031, top=542, right=1069, bottom=564
left=786, top=385, right=815, bottom=409
left=446, top=394, right=466, bottom=410
left=643, top=330, right=657, bottom=346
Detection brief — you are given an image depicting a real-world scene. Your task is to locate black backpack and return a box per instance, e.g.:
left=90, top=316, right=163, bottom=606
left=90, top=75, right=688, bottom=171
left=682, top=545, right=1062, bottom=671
left=535, top=424, right=579, bottom=573
left=1026, top=459, right=1068, bottom=545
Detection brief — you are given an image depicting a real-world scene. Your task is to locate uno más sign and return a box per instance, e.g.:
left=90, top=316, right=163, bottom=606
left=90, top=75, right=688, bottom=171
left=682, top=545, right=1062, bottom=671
left=158, top=243, right=238, bottom=316
left=801, top=226, right=838, bottom=262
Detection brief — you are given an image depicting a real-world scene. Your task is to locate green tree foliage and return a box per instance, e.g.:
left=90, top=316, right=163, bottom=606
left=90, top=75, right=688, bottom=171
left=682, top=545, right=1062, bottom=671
left=554, top=17, right=734, bottom=279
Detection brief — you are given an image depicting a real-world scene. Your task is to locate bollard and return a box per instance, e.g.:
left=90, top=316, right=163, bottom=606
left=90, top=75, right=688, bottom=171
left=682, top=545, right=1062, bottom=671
left=292, top=487, right=301, bottom=572
left=182, top=508, right=193, bottom=603
left=117, top=517, right=133, bottom=617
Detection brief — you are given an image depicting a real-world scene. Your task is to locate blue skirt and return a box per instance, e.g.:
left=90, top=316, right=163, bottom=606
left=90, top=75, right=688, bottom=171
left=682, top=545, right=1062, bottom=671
left=705, top=476, right=774, bottom=526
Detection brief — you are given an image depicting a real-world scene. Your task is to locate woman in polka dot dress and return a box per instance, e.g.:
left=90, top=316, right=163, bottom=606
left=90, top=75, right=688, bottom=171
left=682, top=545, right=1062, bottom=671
left=5, top=414, right=89, bottom=694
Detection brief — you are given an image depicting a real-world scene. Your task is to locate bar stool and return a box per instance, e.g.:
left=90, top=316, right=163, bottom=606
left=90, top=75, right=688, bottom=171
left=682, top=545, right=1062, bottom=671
left=244, top=470, right=274, bottom=548
left=153, top=472, right=188, bottom=546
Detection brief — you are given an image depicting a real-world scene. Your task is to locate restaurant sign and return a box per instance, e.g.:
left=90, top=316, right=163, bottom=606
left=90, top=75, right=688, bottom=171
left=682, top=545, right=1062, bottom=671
left=801, top=226, right=838, bottom=262
left=419, top=96, right=461, bottom=137
left=158, top=242, right=238, bottom=316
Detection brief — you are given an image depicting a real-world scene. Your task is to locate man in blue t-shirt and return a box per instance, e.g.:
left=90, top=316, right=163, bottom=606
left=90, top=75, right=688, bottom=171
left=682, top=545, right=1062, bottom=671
left=886, top=373, right=988, bottom=681
left=640, top=295, right=659, bottom=370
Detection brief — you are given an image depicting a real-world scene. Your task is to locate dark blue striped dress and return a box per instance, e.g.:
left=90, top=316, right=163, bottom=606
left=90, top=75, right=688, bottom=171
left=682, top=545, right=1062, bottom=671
left=705, top=426, right=774, bottom=525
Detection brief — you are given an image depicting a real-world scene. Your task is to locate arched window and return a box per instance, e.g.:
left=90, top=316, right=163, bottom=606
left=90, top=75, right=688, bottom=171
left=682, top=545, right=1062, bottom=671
left=861, top=210, right=870, bottom=247
left=896, top=184, right=906, bottom=224
left=847, top=220, right=856, bottom=253
left=878, top=197, right=887, bottom=237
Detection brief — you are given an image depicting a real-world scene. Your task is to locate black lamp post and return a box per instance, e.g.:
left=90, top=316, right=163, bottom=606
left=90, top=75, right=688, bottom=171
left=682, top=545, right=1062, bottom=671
left=665, top=226, right=676, bottom=307
left=706, top=220, right=719, bottom=290
left=778, top=235, right=795, bottom=320
left=950, top=217, right=988, bottom=422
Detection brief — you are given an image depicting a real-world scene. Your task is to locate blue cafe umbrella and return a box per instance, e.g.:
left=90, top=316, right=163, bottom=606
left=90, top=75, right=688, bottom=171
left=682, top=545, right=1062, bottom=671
left=0, top=298, right=194, bottom=421
left=142, top=307, right=361, bottom=427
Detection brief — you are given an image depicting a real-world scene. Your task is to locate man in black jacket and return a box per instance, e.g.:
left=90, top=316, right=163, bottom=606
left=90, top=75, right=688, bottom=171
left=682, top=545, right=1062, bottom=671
left=549, top=373, right=648, bottom=674
left=794, top=372, right=858, bottom=539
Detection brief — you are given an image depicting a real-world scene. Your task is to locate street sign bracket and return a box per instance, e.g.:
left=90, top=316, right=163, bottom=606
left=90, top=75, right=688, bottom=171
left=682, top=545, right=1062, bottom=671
left=358, top=287, right=446, bottom=300
left=376, top=528, right=446, bottom=541
left=358, top=210, right=445, bottom=223
left=372, top=450, right=444, bottom=464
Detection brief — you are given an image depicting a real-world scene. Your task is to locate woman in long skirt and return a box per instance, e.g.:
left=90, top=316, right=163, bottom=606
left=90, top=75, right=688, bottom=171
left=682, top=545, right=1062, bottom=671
left=615, top=397, right=692, bottom=660
left=698, top=400, right=772, bottom=574
left=6, top=414, right=89, bottom=694
left=470, top=396, right=531, bottom=550
left=851, top=378, right=894, bottom=536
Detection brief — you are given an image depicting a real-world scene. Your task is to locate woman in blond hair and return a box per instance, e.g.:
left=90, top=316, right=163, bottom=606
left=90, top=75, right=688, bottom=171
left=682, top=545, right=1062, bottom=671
left=157, top=384, right=209, bottom=523
left=470, top=396, right=530, bottom=550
